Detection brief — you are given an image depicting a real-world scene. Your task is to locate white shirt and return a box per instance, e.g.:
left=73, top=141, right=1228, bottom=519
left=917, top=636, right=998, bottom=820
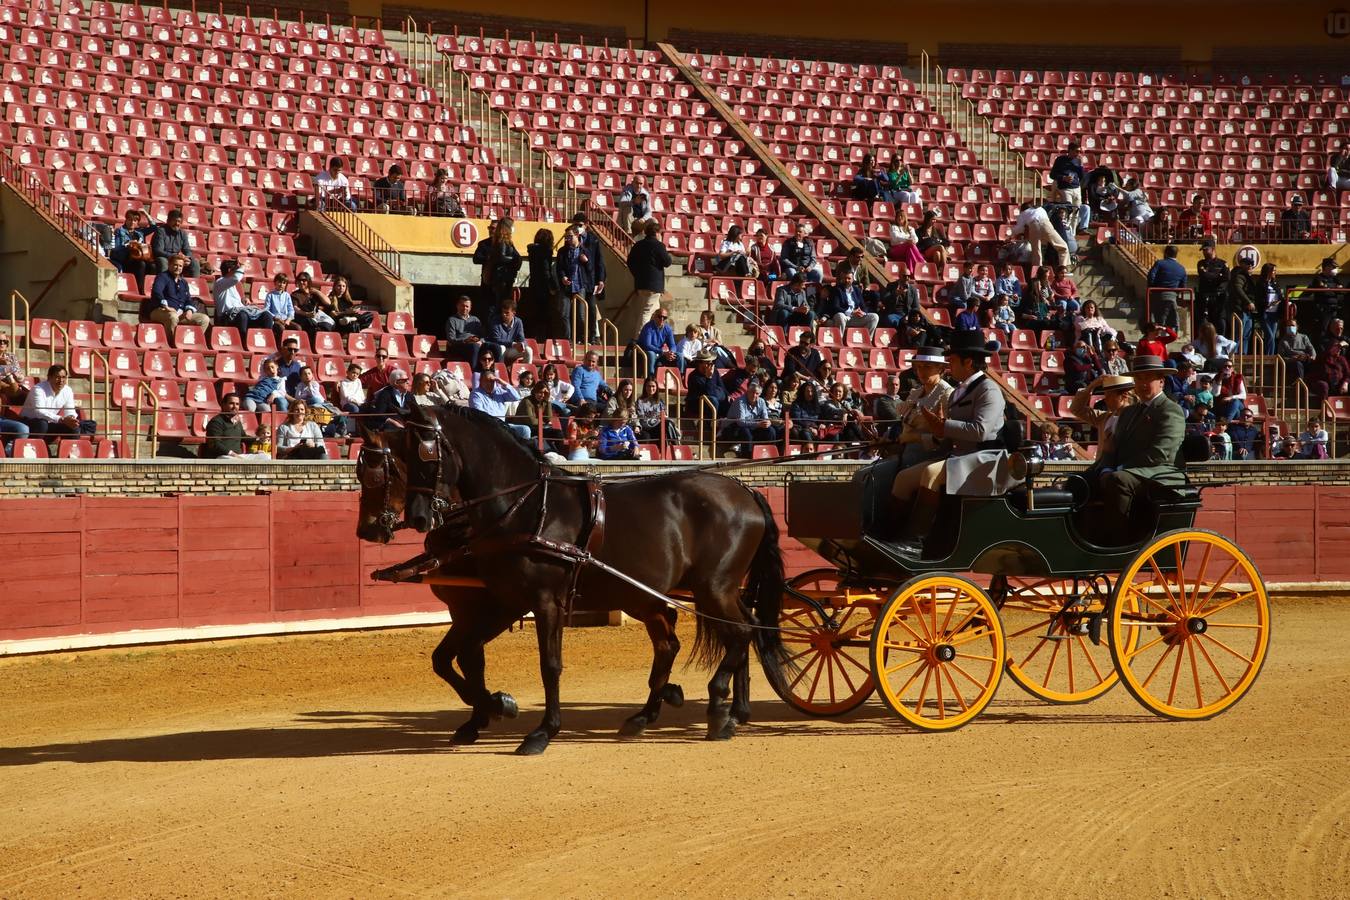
left=338, top=378, right=366, bottom=408
left=277, top=420, right=327, bottom=453
left=1011, top=206, right=1051, bottom=237
left=314, top=170, right=350, bottom=201
left=889, top=224, right=918, bottom=245
left=212, top=273, right=245, bottom=316
left=20, top=380, right=75, bottom=422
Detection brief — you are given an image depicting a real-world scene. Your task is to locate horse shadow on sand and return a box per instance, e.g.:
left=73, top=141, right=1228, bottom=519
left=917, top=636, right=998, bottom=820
left=0, top=697, right=1156, bottom=766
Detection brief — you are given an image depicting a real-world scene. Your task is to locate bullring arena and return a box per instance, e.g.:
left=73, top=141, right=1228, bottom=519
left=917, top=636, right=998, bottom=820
left=3, top=0, right=1350, bottom=896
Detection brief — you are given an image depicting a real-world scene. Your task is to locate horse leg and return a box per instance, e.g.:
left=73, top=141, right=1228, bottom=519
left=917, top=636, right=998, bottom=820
left=706, top=618, right=752, bottom=741
left=430, top=602, right=522, bottom=746
left=731, top=660, right=752, bottom=725
left=516, top=598, right=565, bottom=756
left=619, top=606, right=682, bottom=738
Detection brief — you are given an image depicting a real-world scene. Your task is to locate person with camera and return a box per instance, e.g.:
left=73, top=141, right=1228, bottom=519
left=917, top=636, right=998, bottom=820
left=212, top=259, right=275, bottom=336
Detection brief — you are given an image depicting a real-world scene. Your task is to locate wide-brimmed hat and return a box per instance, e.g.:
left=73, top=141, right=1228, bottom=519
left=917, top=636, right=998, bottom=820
left=693, top=351, right=718, bottom=363
left=1127, top=354, right=1176, bottom=375
left=1100, top=374, right=1134, bottom=392
left=911, top=346, right=947, bottom=365
left=943, top=331, right=1000, bottom=358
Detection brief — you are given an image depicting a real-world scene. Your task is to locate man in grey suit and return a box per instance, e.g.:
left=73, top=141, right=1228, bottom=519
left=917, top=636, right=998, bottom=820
left=890, top=331, right=1016, bottom=546
left=1092, top=354, right=1186, bottom=538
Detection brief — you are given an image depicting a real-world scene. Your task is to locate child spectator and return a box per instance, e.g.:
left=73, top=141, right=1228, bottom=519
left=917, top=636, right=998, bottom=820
left=993, top=262, right=1023, bottom=305
left=338, top=362, right=366, bottom=413
left=676, top=324, right=705, bottom=373
left=1050, top=425, right=1076, bottom=460
left=249, top=421, right=273, bottom=456
left=1185, top=373, right=1215, bottom=413
left=1136, top=321, right=1178, bottom=360
left=264, top=273, right=295, bottom=331
left=1210, top=417, right=1233, bottom=460
left=244, top=358, right=288, bottom=413
left=564, top=403, right=598, bottom=460
left=951, top=300, right=981, bottom=332
left=1297, top=419, right=1329, bottom=459
left=597, top=413, right=640, bottom=460
left=1050, top=265, right=1080, bottom=313
left=992, top=295, right=1016, bottom=338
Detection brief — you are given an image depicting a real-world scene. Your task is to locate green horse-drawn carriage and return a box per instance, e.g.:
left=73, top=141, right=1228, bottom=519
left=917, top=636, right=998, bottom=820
left=773, top=463, right=1271, bottom=730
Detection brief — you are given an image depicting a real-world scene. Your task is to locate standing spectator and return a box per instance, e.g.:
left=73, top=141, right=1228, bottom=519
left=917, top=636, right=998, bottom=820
left=473, top=217, right=523, bottom=324
left=109, top=209, right=154, bottom=290
left=1145, top=244, right=1186, bottom=330
left=144, top=254, right=211, bottom=336
left=486, top=300, right=532, bottom=367
left=275, top=401, right=328, bottom=459
left=1277, top=322, right=1317, bottom=382
left=525, top=228, right=560, bottom=340
left=616, top=174, right=653, bottom=235
left=570, top=350, right=610, bottom=405
left=887, top=207, right=925, bottom=272
left=1303, top=258, right=1345, bottom=340
left=1227, top=255, right=1259, bottom=352
left=328, top=276, right=375, bottom=334
left=1280, top=196, right=1313, bottom=242
left=772, top=273, right=816, bottom=327
left=1329, top=146, right=1350, bottom=191
left=713, top=225, right=751, bottom=276
left=1178, top=194, right=1212, bottom=243
left=1255, top=262, right=1285, bottom=353
left=444, top=295, right=486, bottom=368
left=153, top=210, right=206, bottom=277
left=780, top=221, right=823, bottom=283
left=914, top=210, right=950, bottom=266
left=1228, top=409, right=1262, bottom=460
left=1010, top=204, right=1068, bottom=268
left=470, top=368, right=529, bottom=440
left=337, top=362, right=366, bottom=413
left=636, top=308, right=677, bottom=376
left=1195, top=244, right=1230, bottom=334
left=825, top=271, right=879, bottom=333
left=243, top=358, right=288, bottom=414
left=570, top=214, right=607, bottom=343
left=749, top=229, right=780, bottom=289
left=425, top=167, right=465, bottom=216
left=1311, top=339, right=1350, bottom=403
left=625, top=220, right=673, bottom=336
left=20, top=364, right=93, bottom=439
left=879, top=158, right=920, bottom=205
left=1049, top=140, right=1088, bottom=230
left=720, top=379, right=779, bottom=456
left=291, top=272, right=337, bottom=337
left=372, top=164, right=408, bottom=213
left=313, top=157, right=356, bottom=211
left=684, top=352, right=728, bottom=421
left=596, top=413, right=640, bottom=459
left=212, top=259, right=274, bottom=336
left=555, top=228, right=593, bottom=340
left=264, top=273, right=296, bottom=332
left=1212, top=358, right=1247, bottom=421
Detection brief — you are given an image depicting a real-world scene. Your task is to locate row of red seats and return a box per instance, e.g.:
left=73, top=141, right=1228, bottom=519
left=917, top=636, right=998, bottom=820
left=0, top=437, right=120, bottom=459
left=950, top=68, right=1347, bottom=88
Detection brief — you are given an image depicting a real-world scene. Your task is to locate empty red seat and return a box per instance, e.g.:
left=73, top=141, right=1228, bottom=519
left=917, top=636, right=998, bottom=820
left=210, top=327, right=243, bottom=351
left=136, top=323, right=169, bottom=349
left=11, top=439, right=50, bottom=459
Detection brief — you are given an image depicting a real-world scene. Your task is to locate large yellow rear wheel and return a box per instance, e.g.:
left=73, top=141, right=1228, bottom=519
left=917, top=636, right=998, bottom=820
left=869, top=574, right=1005, bottom=731
left=1000, top=577, right=1122, bottom=704
left=1109, top=530, right=1271, bottom=720
left=774, top=569, right=878, bottom=717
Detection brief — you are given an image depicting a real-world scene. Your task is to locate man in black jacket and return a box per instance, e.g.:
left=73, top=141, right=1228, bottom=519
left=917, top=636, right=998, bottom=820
left=1227, top=257, right=1258, bottom=353
left=625, top=220, right=672, bottom=337
left=1195, top=243, right=1229, bottom=334
left=365, top=369, right=416, bottom=430
left=571, top=213, right=607, bottom=342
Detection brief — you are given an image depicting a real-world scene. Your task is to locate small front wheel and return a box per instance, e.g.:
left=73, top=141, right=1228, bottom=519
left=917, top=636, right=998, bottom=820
left=869, top=574, right=1005, bottom=731
left=773, top=569, right=879, bottom=717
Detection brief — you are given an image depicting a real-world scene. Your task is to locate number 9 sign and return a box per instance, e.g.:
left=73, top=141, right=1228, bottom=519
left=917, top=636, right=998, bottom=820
left=451, top=220, right=479, bottom=249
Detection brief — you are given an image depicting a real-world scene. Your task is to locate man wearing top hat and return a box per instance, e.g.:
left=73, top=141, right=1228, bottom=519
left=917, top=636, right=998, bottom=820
left=1090, top=354, right=1186, bottom=536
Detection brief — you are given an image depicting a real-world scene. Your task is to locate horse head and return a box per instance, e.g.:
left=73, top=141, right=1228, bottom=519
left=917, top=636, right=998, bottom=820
left=400, top=404, right=462, bottom=535
left=354, top=425, right=407, bottom=544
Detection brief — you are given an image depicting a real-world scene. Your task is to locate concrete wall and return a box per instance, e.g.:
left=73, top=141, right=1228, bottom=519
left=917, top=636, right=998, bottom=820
left=297, top=211, right=414, bottom=313
left=0, top=186, right=120, bottom=321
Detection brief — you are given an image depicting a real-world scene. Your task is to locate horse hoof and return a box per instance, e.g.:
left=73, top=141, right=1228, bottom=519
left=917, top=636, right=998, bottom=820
left=661, top=684, right=685, bottom=708
left=618, top=716, right=648, bottom=738
left=733, top=707, right=751, bottom=725
left=491, top=691, right=519, bottom=720
left=450, top=725, right=480, bottom=746
left=705, top=715, right=735, bottom=741
left=515, top=733, right=551, bottom=756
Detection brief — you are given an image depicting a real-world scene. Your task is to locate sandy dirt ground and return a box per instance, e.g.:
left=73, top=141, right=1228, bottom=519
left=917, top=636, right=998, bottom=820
left=1, top=598, right=1347, bottom=899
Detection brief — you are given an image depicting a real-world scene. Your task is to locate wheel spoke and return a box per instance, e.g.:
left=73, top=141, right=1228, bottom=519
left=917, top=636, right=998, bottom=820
left=1165, top=637, right=1187, bottom=706
left=883, top=654, right=924, bottom=677
left=1129, top=585, right=1183, bottom=622
left=1140, top=639, right=1180, bottom=690
left=929, top=586, right=940, bottom=642
left=1193, top=635, right=1232, bottom=694
left=912, top=665, right=933, bottom=715
left=1186, top=639, right=1204, bottom=708
left=839, top=649, right=873, bottom=676
left=1124, top=631, right=1168, bottom=662
left=789, top=653, right=824, bottom=690
left=1200, top=632, right=1257, bottom=666
left=1196, top=590, right=1259, bottom=619
left=949, top=626, right=996, bottom=647
left=948, top=659, right=990, bottom=690
left=1018, top=635, right=1051, bottom=668
left=1007, top=618, right=1055, bottom=640
left=1065, top=628, right=1077, bottom=694
left=1043, top=635, right=1062, bottom=686
left=784, top=645, right=819, bottom=667
left=909, top=596, right=934, bottom=641
left=938, top=590, right=960, bottom=636
left=944, top=603, right=982, bottom=639
left=934, top=660, right=946, bottom=719
left=1204, top=622, right=1262, bottom=629
left=1197, top=558, right=1242, bottom=610
left=806, top=651, right=827, bottom=701
left=880, top=639, right=927, bottom=653
left=1075, top=635, right=1107, bottom=682
left=833, top=650, right=858, bottom=694
left=955, top=652, right=998, bottom=662
left=1184, top=541, right=1214, bottom=617
left=1148, top=556, right=1183, bottom=611
left=941, top=666, right=970, bottom=712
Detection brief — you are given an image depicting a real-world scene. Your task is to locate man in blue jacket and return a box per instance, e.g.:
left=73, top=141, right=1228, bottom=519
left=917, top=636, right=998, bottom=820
left=684, top=352, right=728, bottom=421
left=486, top=300, right=532, bottom=366
left=823, top=270, right=880, bottom=333
left=636, top=307, right=677, bottom=375
left=143, top=254, right=211, bottom=336
left=571, top=214, right=607, bottom=343
left=569, top=350, right=610, bottom=405
left=1146, top=244, right=1188, bottom=330
left=1049, top=141, right=1090, bottom=231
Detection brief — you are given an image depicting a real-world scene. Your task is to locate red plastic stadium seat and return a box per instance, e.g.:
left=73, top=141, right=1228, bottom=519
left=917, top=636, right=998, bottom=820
left=11, top=439, right=49, bottom=459
left=57, top=439, right=96, bottom=459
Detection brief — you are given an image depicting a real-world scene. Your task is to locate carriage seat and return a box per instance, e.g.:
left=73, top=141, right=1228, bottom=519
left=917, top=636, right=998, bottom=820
left=1007, top=485, right=1077, bottom=514
left=1147, top=483, right=1202, bottom=507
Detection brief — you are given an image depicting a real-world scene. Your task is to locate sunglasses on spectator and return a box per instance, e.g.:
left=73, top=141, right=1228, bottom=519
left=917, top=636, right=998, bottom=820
left=376, top=353, right=389, bottom=360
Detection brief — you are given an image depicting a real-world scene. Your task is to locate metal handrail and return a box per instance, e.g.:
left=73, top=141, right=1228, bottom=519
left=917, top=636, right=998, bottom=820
left=1294, top=377, right=1311, bottom=436
left=46, top=321, right=72, bottom=378
left=583, top=196, right=635, bottom=257
left=322, top=209, right=402, bottom=278
left=629, top=343, right=650, bottom=386
left=0, top=151, right=102, bottom=259
left=569, top=294, right=593, bottom=353
left=121, top=380, right=160, bottom=460
left=7, top=290, right=32, bottom=381
left=696, top=393, right=719, bottom=460
left=599, top=318, right=621, bottom=385
left=83, top=348, right=112, bottom=453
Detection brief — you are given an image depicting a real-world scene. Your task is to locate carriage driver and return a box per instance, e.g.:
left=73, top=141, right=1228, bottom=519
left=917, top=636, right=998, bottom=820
left=889, top=331, right=1021, bottom=550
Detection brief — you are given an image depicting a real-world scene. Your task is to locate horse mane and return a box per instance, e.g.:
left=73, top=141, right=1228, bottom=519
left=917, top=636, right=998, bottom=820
left=427, top=403, right=558, bottom=473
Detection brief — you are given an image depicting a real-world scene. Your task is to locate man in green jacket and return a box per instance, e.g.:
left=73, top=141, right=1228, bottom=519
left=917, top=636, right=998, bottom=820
left=1092, top=355, right=1186, bottom=539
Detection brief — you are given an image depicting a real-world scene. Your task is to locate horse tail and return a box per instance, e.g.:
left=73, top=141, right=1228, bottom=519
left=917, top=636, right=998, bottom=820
left=745, top=489, right=794, bottom=694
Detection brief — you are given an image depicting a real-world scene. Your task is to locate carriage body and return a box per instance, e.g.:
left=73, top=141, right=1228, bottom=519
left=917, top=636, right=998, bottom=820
left=774, top=475, right=1270, bottom=731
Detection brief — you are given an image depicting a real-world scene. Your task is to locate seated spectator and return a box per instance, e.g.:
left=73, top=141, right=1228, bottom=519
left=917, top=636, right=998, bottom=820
left=275, top=401, right=328, bottom=459
left=675, top=324, right=706, bottom=373
left=470, top=368, right=529, bottom=440
left=410, top=372, right=449, bottom=409
left=818, top=382, right=869, bottom=446
left=109, top=208, right=154, bottom=290
left=328, top=276, right=376, bottom=335
left=1178, top=194, right=1212, bottom=243
left=1194, top=322, right=1239, bottom=365
left=951, top=300, right=981, bottom=332
left=914, top=210, right=950, bottom=265
left=1086, top=173, right=1116, bottom=223
left=1208, top=418, right=1233, bottom=460
left=697, top=310, right=735, bottom=367
left=212, top=260, right=274, bottom=336
left=780, top=221, right=824, bottom=283
left=1176, top=341, right=1208, bottom=371
left=372, top=164, right=409, bottom=213
left=1110, top=176, right=1154, bottom=230
left=782, top=331, right=823, bottom=381
left=0, top=333, right=23, bottom=402
left=1073, top=299, right=1116, bottom=352
left=360, top=349, right=396, bottom=395
left=19, top=364, right=94, bottom=440
left=153, top=209, right=206, bottom=277
left=1165, top=359, right=1197, bottom=404
left=762, top=379, right=784, bottom=423
left=1185, top=401, right=1216, bottom=434
left=426, top=167, right=465, bottom=216
left=1278, top=322, right=1317, bottom=382
left=1212, top=358, right=1247, bottom=421
left=787, top=380, right=824, bottom=451
left=1280, top=196, right=1313, bottom=242
left=636, top=307, right=678, bottom=376
left=886, top=208, right=925, bottom=272
left=900, top=309, right=935, bottom=349
left=713, top=225, right=750, bottom=276
left=1050, top=425, right=1077, bottom=460
left=720, top=379, right=780, bottom=457
left=243, top=358, right=289, bottom=414
left=1065, top=340, right=1102, bottom=393
left=541, top=364, right=575, bottom=414
left=749, top=228, right=780, bottom=288
left=1270, top=424, right=1294, bottom=459
left=635, top=377, right=674, bottom=444
left=616, top=174, right=653, bottom=235
left=0, top=399, right=29, bottom=455
left=511, top=381, right=557, bottom=446
left=833, top=246, right=867, bottom=282
left=684, top=352, right=729, bottom=422
left=337, top=362, right=366, bottom=413
left=445, top=295, right=488, bottom=367
left=563, top=403, right=598, bottom=460
left=879, top=270, right=921, bottom=330
left=990, top=294, right=1017, bottom=338
left=433, top=368, right=471, bottom=407
left=249, top=421, right=273, bottom=456
left=1103, top=339, right=1129, bottom=376
left=603, top=378, right=639, bottom=429
left=824, top=270, right=879, bottom=333
left=291, top=365, right=347, bottom=436
left=270, top=336, right=305, bottom=389
left=879, top=158, right=920, bottom=205
left=851, top=153, right=881, bottom=202
left=993, top=262, right=1022, bottom=305
left=597, top=413, right=640, bottom=460
left=143, top=254, right=210, bottom=337
left=291, top=272, right=337, bottom=336
left=201, top=393, right=271, bottom=460
left=772, top=273, right=816, bottom=327
left=1136, top=321, right=1177, bottom=360
left=569, top=350, right=610, bottom=406
left=1297, top=419, right=1329, bottom=459
left=969, top=264, right=996, bottom=309
left=1228, top=409, right=1262, bottom=460
left=264, top=273, right=296, bottom=332
left=487, top=300, right=532, bottom=367
left=314, top=157, right=357, bottom=212
left=1049, top=265, right=1081, bottom=313
left=366, top=368, right=416, bottom=430
left=1184, top=372, right=1216, bottom=413
left=1312, top=339, right=1350, bottom=403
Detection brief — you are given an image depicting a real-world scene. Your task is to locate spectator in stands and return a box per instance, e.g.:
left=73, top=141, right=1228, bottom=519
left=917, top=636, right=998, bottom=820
left=511, top=381, right=554, bottom=444
left=274, top=401, right=328, bottom=459
left=291, top=366, right=346, bottom=437
left=851, top=154, right=881, bottom=203
left=1280, top=196, right=1313, bottom=242
left=109, top=209, right=154, bottom=290
left=475, top=217, right=524, bottom=324
left=1329, top=146, right=1350, bottom=192
left=898, top=309, right=932, bottom=349
left=243, top=358, right=288, bottom=414
left=212, top=260, right=273, bottom=336
left=617, top=174, right=653, bottom=236
left=200, top=393, right=264, bottom=460
left=1194, top=321, right=1238, bottom=365
left=1111, top=177, right=1155, bottom=231
left=1184, top=371, right=1215, bottom=413
left=409, top=372, right=447, bottom=410
left=1195, top=244, right=1230, bottom=334
left=825, top=270, right=879, bottom=334
left=951, top=299, right=980, bottom=332
left=337, top=362, right=366, bottom=414
left=1255, top=262, right=1285, bottom=353
left=570, top=350, right=609, bottom=406
left=1304, top=258, right=1345, bottom=340
left=604, top=379, right=639, bottom=429
left=947, top=261, right=976, bottom=307
left=1011, top=204, right=1067, bottom=268
left=880, top=158, right=920, bottom=205
left=1278, top=321, right=1317, bottom=382
left=314, top=157, right=356, bottom=212
left=0, top=394, right=29, bottom=454
left=367, top=368, right=416, bottom=430
left=1050, top=264, right=1081, bottom=313
left=0, top=333, right=22, bottom=401
left=290, top=272, right=337, bottom=337
left=1165, top=359, right=1196, bottom=405
left=1019, top=268, right=1056, bottom=335
left=772, top=273, right=815, bottom=328
left=1177, top=340, right=1207, bottom=370
left=1323, top=318, right=1347, bottom=354
left=626, top=220, right=673, bottom=337
left=782, top=331, right=823, bottom=381
left=994, top=262, right=1022, bottom=305
left=750, top=229, right=780, bottom=289
left=635, top=377, right=673, bottom=444
left=445, top=295, right=487, bottom=368
left=555, top=228, right=593, bottom=337
left=1049, top=141, right=1088, bottom=229
left=521, top=228, right=559, bottom=341
left=885, top=208, right=924, bottom=274
left=697, top=310, right=735, bottom=368
left=1145, top=244, right=1187, bottom=330
left=787, top=380, right=825, bottom=451
left=1228, top=408, right=1262, bottom=460
left=1137, top=321, right=1177, bottom=361
left=1065, top=340, right=1103, bottom=394
left=264, top=273, right=296, bottom=333
left=436, top=368, right=470, bottom=407
left=1102, top=339, right=1129, bottom=376
left=676, top=324, right=705, bottom=373
left=915, top=210, right=950, bottom=266
left=833, top=246, right=867, bottom=282
left=325, top=276, right=374, bottom=335
left=271, top=337, right=305, bottom=388
left=19, top=364, right=92, bottom=440
left=1311, top=339, right=1350, bottom=403
left=1178, top=194, right=1212, bottom=243
left=541, top=364, right=575, bottom=415
left=1213, top=358, right=1247, bottom=421
left=1210, top=418, right=1232, bottom=460
left=1072, top=299, right=1115, bottom=352
left=819, top=382, right=869, bottom=446
left=153, top=210, right=206, bottom=277
left=144, top=254, right=211, bottom=337
left=713, top=225, right=751, bottom=277
left=372, top=164, right=409, bottom=213
left=360, top=348, right=396, bottom=396
left=486, top=300, right=532, bottom=367
left=780, top=222, right=823, bottom=283
left=684, top=352, right=728, bottom=420
left=719, top=379, right=778, bottom=457
left=1295, top=419, right=1329, bottom=459
left=636, top=307, right=677, bottom=376
left=1227, top=255, right=1258, bottom=352
left=596, top=413, right=639, bottom=460
left=570, top=214, right=607, bottom=343
left=879, top=269, right=921, bottom=330
left=427, top=168, right=465, bottom=217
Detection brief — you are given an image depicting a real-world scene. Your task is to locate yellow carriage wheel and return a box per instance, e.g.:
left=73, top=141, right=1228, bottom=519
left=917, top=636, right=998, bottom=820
left=869, top=574, right=1005, bottom=731
left=1109, top=530, right=1271, bottom=721
left=774, top=569, right=879, bottom=717
left=1001, top=577, right=1123, bottom=704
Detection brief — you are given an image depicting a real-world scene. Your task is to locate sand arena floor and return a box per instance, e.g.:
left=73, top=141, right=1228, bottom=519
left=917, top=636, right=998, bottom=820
left=1, top=598, right=1347, bottom=899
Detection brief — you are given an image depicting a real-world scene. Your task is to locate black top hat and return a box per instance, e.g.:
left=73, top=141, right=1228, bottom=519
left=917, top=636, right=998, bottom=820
left=943, top=331, right=1000, bottom=358
left=1127, top=354, right=1177, bottom=375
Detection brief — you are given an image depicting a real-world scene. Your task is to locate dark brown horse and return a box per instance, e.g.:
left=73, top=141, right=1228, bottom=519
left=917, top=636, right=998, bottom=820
left=355, top=405, right=791, bottom=755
